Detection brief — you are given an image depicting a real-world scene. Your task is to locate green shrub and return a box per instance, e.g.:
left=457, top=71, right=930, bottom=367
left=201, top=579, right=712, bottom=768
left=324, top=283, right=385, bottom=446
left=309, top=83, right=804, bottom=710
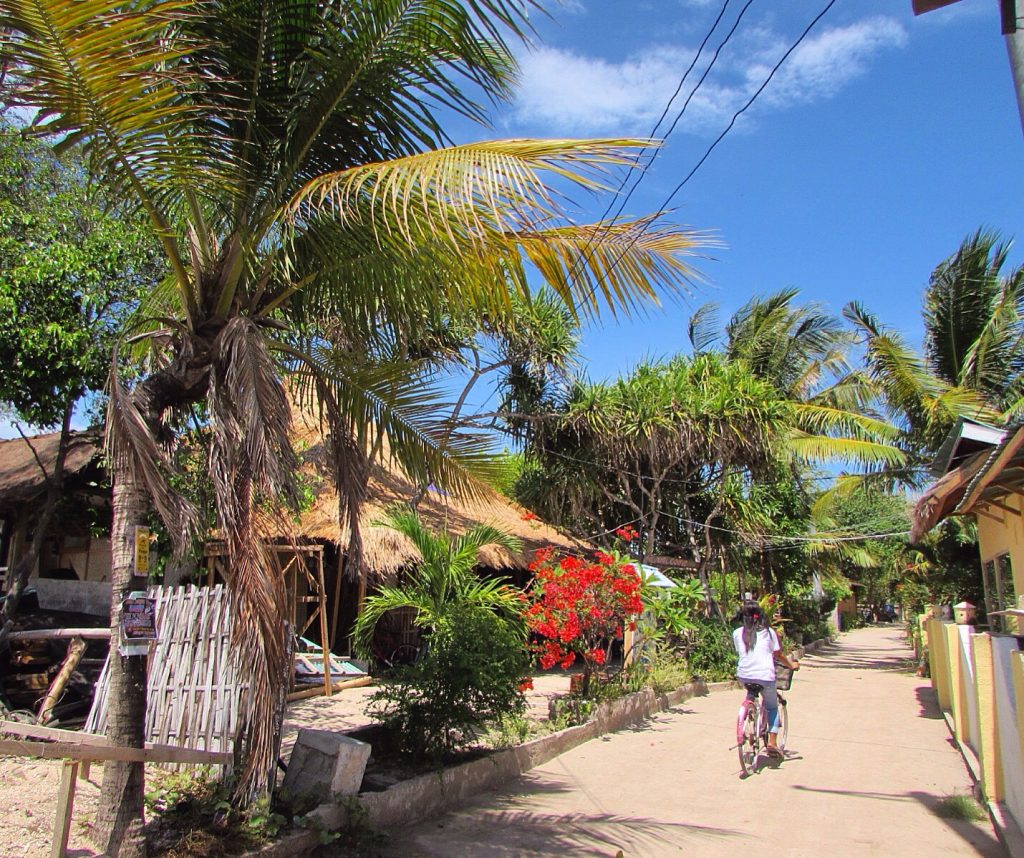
left=368, top=604, right=531, bottom=761
left=685, top=617, right=737, bottom=681
left=935, top=794, right=986, bottom=822
left=622, top=643, right=692, bottom=693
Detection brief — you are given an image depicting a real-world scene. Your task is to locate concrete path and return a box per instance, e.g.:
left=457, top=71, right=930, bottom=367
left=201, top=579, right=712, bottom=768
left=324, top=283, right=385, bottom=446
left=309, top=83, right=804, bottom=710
left=376, top=626, right=1003, bottom=857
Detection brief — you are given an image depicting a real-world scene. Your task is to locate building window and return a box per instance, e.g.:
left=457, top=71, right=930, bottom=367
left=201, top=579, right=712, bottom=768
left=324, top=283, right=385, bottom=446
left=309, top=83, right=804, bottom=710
left=983, top=553, right=1016, bottom=633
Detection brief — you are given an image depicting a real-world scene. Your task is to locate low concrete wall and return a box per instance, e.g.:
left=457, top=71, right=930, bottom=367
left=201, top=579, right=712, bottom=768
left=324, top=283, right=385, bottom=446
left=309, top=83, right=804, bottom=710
left=923, top=615, right=1024, bottom=858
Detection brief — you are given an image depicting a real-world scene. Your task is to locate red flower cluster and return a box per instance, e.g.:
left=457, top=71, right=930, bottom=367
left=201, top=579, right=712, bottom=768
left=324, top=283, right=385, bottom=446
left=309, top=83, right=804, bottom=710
left=526, top=547, right=644, bottom=679
left=521, top=511, right=539, bottom=522
left=614, top=525, right=639, bottom=542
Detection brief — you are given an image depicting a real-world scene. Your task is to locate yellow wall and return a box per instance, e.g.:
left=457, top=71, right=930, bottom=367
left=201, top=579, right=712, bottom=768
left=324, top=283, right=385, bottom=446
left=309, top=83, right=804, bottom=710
left=975, top=493, right=1024, bottom=598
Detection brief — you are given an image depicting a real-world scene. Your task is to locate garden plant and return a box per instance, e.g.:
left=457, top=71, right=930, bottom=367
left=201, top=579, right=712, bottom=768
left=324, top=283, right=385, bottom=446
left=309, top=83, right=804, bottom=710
left=526, top=546, right=644, bottom=697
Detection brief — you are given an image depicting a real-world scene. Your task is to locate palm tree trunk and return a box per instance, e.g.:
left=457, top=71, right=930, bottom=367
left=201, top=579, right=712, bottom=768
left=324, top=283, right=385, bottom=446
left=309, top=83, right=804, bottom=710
left=95, top=464, right=150, bottom=857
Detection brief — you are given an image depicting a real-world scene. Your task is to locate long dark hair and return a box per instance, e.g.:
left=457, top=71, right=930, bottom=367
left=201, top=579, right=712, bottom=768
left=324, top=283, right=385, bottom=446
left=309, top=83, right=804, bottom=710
left=739, top=599, right=766, bottom=653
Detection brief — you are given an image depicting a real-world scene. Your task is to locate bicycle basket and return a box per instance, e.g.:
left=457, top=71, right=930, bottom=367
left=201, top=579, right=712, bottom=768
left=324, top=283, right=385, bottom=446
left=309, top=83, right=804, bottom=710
left=775, top=664, right=794, bottom=691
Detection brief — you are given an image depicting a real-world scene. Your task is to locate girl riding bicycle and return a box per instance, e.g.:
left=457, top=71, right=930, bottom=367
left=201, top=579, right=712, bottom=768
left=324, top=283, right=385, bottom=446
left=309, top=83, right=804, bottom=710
left=732, top=599, right=799, bottom=758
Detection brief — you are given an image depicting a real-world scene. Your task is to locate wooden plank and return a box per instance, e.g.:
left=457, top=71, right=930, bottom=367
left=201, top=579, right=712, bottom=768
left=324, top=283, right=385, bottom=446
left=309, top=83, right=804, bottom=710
left=51, top=760, right=79, bottom=858
left=0, top=738, right=231, bottom=765
left=0, top=721, right=112, bottom=746
left=7, top=628, right=111, bottom=642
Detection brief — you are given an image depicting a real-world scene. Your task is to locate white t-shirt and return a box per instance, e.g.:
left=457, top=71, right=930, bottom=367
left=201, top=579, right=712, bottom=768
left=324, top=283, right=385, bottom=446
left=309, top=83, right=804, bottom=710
left=733, top=626, right=779, bottom=682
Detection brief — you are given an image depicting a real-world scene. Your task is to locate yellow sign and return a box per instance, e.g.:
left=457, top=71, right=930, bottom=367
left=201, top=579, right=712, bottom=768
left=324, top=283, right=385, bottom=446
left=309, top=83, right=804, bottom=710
left=134, top=526, right=150, bottom=576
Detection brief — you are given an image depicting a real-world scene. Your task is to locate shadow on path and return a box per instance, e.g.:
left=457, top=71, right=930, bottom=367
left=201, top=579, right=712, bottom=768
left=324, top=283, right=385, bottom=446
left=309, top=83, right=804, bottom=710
left=378, top=811, right=749, bottom=857
left=791, top=785, right=1004, bottom=857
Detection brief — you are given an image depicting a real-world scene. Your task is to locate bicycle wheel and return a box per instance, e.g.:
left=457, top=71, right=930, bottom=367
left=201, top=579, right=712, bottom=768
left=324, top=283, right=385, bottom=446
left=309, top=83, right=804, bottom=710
left=389, top=643, right=421, bottom=667
left=737, top=702, right=759, bottom=776
left=776, top=696, right=789, bottom=753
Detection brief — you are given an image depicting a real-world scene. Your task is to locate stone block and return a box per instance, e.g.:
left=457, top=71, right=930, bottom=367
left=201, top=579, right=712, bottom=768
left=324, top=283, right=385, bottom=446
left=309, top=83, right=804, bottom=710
left=281, top=729, right=370, bottom=802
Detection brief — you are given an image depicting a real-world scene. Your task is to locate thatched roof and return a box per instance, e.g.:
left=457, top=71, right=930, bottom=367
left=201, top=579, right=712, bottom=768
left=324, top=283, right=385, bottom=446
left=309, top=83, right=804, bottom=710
left=0, top=430, right=102, bottom=506
left=288, top=408, right=582, bottom=575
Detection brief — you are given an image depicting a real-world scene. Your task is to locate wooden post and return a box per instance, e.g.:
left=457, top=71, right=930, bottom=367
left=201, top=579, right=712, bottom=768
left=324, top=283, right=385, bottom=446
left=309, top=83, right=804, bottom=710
left=317, top=551, right=331, bottom=697
left=329, top=555, right=344, bottom=654
left=51, top=759, right=79, bottom=858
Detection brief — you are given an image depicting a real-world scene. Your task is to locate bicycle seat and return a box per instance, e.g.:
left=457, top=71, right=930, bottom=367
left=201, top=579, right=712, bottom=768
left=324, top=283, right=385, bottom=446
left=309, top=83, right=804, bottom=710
left=743, top=682, right=764, bottom=695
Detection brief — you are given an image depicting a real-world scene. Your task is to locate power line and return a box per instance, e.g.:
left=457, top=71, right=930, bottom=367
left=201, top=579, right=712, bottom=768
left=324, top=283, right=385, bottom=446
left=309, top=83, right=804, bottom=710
left=605, top=0, right=756, bottom=229
left=654, top=0, right=839, bottom=212
left=572, top=0, right=839, bottom=315
left=556, top=0, right=743, bottom=302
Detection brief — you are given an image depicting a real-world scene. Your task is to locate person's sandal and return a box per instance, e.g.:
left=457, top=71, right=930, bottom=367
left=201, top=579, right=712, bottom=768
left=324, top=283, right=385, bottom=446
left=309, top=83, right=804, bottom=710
left=767, top=745, right=784, bottom=759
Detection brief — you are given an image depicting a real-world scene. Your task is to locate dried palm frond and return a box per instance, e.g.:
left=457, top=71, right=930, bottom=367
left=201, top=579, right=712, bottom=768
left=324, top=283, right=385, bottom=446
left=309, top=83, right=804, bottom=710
left=207, top=317, right=300, bottom=801
left=104, top=362, right=198, bottom=557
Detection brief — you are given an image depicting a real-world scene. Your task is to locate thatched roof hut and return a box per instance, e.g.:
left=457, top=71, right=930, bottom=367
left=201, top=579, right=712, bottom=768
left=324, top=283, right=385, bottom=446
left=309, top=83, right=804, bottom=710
left=0, top=430, right=102, bottom=510
left=289, top=407, right=581, bottom=577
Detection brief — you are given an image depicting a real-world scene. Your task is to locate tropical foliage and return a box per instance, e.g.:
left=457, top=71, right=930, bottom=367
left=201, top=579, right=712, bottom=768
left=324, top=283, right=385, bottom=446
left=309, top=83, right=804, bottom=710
left=352, top=508, right=526, bottom=655
left=0, top=121, right=161, bottom=646
left=526, top=547, right=643, bottom=696
left=355, top=511, right=531, bottom=760
left=0, top=0, right=712, bottom=847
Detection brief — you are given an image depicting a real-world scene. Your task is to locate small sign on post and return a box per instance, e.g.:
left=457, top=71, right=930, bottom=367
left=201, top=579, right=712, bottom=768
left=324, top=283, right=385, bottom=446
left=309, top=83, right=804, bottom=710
left=119, top=591, right=157, bottom=657
left=133, top=526, right=150, bottom=577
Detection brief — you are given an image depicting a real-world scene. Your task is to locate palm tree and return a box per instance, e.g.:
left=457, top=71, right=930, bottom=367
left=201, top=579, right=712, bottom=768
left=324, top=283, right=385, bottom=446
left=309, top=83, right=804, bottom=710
left=352, top=508, right=525, bottom=656
left=922, top=229, right=1024, bottom=415
left=691, top=290, right=903, bottom=469
left=0, top=1, right=712, bottom=849
left=843, top=229, right=1022, bottom=471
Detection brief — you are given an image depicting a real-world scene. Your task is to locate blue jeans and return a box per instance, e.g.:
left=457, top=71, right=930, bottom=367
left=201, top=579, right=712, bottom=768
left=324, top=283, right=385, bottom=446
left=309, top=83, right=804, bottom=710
left=740, top=678, right=780, bottom=733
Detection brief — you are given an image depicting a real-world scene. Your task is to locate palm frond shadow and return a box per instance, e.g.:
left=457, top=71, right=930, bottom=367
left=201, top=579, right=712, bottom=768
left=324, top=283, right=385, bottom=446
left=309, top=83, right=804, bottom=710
left=384, top=808, right=749, bottom=856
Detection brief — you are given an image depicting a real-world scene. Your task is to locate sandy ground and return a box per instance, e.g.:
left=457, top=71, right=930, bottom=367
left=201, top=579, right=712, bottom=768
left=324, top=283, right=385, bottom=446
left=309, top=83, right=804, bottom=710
left=376, top=626, right=1001, bottom=858
left=0, top=672, right=572, bottom=857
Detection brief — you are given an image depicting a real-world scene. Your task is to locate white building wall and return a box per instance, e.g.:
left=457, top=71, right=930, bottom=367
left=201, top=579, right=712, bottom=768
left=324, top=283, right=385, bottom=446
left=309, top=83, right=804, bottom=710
left=992, top=637, right=1024, bottom=825
left=958, top=625, right=980, bottom=754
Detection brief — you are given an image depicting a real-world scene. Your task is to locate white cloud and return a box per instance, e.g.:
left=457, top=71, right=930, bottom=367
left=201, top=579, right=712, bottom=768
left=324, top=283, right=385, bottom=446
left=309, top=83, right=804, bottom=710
left=756, top=17, right=908, bottom=108
left=513, top=45, right=697, bottom=132
left=511, top=15, right=907, bottom=135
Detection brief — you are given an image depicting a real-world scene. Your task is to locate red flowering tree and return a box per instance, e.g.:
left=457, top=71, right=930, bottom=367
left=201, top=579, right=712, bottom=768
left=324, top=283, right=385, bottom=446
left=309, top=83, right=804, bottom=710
left=526, top=547, right=644, bottom=696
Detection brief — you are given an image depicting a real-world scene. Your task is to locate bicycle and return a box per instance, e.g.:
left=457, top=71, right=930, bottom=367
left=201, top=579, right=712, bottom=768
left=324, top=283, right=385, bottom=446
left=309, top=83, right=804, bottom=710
left=735, top=663, right=792, bottom=776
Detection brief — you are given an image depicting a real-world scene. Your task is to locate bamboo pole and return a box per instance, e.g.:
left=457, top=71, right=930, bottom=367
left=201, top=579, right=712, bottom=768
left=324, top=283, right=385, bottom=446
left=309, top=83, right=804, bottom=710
left=317, top=550, right=331, bottom=698
left=39, top=637, right=87, bottom=724
left=8, top=628, right=110, bottom=642
left=285, top=676, right=371, bottom=703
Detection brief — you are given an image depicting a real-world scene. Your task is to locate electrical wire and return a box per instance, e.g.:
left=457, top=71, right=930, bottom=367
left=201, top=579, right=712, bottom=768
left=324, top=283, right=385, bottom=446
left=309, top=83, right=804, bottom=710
left=569, top=0, right=839, bottom=315
left=653, top=0, right=839, bottom=212
left=605, top=0, right=756, bottom=229
left=554, top=0, right=743, bottom=302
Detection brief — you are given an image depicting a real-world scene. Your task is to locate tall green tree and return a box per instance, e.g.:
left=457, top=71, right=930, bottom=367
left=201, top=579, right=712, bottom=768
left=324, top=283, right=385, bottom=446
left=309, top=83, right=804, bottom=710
left=923, top=228, right=1024, bottom=413
left=844, top=229, right=1022, bottom=474
left=0, top=122, right=161, bottom=645
left=0, top=1, right=710, bottom=851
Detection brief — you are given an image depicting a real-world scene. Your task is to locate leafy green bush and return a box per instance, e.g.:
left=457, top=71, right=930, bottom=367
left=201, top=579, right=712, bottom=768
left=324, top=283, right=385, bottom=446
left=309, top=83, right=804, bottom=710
left=368, top=605, right=531, bottom=761
left=684, top=617, right=737, bottom=681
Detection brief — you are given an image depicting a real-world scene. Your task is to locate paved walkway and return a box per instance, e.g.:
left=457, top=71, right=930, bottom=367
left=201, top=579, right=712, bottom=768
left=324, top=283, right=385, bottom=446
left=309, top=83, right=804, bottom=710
left=377, top=626, right=1003, bottom=857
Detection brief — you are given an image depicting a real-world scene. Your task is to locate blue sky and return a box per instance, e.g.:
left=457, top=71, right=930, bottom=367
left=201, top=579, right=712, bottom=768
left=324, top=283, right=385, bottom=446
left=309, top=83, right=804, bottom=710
left=472, top=0, right=1024, bottom=382
left=2, top=0, right=1021, bottom=439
